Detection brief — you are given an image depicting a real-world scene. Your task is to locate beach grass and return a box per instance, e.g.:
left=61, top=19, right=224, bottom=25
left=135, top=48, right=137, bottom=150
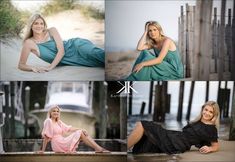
left=41, top=0, right=104, bottom=20
left=0, top=0, right=24, bottom=40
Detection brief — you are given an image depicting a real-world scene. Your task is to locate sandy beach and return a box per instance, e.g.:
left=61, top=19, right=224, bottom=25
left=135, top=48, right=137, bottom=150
left=0, top=9, right=104, bottom=81
left=106, top=51, right=139, bottom=80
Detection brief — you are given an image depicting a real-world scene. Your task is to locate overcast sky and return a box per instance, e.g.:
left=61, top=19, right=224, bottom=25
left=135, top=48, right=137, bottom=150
left=106, top=0, right=234, bottom=52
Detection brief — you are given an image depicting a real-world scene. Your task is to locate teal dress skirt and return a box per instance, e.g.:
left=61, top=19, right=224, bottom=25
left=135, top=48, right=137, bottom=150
left=126, top=48, right=184, bottom=80
left=37, top=38, right=104, bottom=67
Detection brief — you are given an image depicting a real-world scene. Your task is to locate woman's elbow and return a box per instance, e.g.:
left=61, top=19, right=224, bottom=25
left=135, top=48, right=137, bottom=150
left=18, top=63, right=23, bottom=70
left=136, top=47, right=145, bottom=51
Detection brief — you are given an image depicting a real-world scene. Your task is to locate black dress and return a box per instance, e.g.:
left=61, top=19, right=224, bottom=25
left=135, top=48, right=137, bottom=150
left=132, top=120, right=218, bottom=154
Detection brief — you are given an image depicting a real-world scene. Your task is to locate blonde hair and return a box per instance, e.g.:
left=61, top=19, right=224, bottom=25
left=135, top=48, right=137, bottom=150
left=47, top=105, right=60, bottom=122
left=145, top=21, right=166, bottom=48
left=23, top=13, right=47, bottom=42
left=190, top=101, right=220, bottom=130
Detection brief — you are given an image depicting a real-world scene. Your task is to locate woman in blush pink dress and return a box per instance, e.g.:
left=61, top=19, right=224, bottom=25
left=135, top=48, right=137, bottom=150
left=38, top=105, right=109, bottom=153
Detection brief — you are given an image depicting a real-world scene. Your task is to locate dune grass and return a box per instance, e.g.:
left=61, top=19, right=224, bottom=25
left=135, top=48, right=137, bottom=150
left=41, top=0, right=104, bottom=20
left=0, top=0, right=24, bottom=40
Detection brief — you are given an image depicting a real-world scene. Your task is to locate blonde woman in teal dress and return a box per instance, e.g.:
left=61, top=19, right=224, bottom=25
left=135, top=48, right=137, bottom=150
left=18, top=13, right=104, bottom=73
left=126, top=21, right=183, bottom=80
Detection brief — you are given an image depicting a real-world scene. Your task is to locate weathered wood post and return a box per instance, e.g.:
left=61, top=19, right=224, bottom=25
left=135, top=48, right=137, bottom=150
left=218, top=0, right=226, bottom=80
left=0, top=88, right=5, bottom=153
left=10, top=82, right=15, bottom=138
left=24, top=86, right=30, bottom=138
left=128, top=81, right=132, bottom=115
left=232, top=1, right=235, bottom=80
left=99, top=82, right=107, bottom=139
left=177, top=82, right=185, bottom=121
left=205, top=81, right=209, bottom=102
left=3, top=83, right=10, bottom=138
left=148, top=81, right=154, bottom=114
left=153, top=83, right=162, bottom=122
left=185, top=4, right=194, bottom=78
left=193, top=0, right=213, bottom=80
left=186, top=81, right=195, bottom=121
left=229, top=83, right=235, bottom=140
left=120, top=91, right=127, bottom=140
left=212, top=8, right=218, bottom=73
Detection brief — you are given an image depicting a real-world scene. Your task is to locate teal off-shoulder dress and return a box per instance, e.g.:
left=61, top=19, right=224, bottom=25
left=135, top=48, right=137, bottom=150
left=126, top=48, right=184, bottom=80
left=37, top=37, right=104, bottom=67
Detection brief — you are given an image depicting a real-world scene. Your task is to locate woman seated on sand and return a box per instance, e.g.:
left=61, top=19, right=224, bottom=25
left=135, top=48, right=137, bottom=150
left=18, top=13, right=104, bottom=73
left=126, top=21, right=183, bottom=81
left=38, top=105, right=110, bottom=153
left=128, top=101, right=220, bottom=154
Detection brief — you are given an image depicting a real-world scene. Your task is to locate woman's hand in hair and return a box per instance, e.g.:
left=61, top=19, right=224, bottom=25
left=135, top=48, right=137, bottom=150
left=145, top=22, right=150, bottom=33
left=199, top=146, right=211, bottom=154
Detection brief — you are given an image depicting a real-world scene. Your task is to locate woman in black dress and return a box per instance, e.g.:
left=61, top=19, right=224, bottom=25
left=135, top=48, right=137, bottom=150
left=127, top=101, right=220, bottom=154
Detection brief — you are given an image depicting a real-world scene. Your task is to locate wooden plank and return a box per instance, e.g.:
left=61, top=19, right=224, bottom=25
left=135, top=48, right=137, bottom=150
left=212, top=7, right=218, bottom=73
left=218, top=0, right=226, bottom=80
left=0, top=152, right=127, bottom=162
left=193, top=0, right=213, bottom=80
left=225, top=9, right=232, bottom=72
left=232, top=1, right=235, bottom=80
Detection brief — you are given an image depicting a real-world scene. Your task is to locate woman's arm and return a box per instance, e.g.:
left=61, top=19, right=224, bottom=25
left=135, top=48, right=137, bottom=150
left=136, top=23, right=151, bottom=51
left=133, top=38, right=171, bottom=73
left=45, top=27, right=65, bottom=71
left=199, top=142, right=219, bottom=154
left=37, top=136, right=50, bottom=153
left=18, top=40, right=47, bottom=73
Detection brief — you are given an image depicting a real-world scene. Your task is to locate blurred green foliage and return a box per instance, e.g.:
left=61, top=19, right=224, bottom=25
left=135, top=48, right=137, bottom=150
left=0, top=0, right=24, bottom=39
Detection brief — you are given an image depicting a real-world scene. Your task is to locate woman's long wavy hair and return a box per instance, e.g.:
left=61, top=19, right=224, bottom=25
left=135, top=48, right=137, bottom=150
left=145, top=21, right=166, bottom=48
left=23, top=13, right=47, bottom=42
left=47, top=105, right=61, bottom=122
left=190, top=101, right=220, bottom=130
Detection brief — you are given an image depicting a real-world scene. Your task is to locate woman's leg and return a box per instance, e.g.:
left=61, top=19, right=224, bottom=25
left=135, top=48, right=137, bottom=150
left=127, top=121, right=144, bottom=149
left=80, top=131, right=106, bottom=152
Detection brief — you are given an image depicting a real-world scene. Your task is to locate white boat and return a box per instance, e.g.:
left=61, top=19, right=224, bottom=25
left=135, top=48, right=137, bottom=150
left=31, top=82, right=96, bottom=137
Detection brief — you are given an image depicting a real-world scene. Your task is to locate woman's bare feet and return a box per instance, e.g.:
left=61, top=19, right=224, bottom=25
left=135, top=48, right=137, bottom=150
left=95, top=148, right=111, bottom=153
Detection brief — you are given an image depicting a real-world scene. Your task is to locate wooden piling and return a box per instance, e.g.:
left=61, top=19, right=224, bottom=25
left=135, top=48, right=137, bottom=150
left=120, top=92, right=127, bottom=140
left=205, top=81, right=209, bottom=102
left=10, top=82, right=15, bottom=138
left=140, top=102, right=146, bottom=115
left=148, top=81, right=154, bottom=114
left=177, top=82, right=185, bottom=121
left=193, top=0, right=213, bottom=80
left=218, top=0, right=226, bottom=80
left=153, top=84, right=162, bottom=122
left=232, top=1, right=235, bottom=80
left=99, top=82, right=107, bottom=139
left=186, top=81, right=195, bottom=121
left=24, top=86, right=30, bottom=138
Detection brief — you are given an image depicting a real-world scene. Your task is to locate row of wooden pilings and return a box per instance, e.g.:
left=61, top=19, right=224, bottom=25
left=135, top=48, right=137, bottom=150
left=178, top=0, right=235, bottom=80
left=128, top=81, right=234, bottom=122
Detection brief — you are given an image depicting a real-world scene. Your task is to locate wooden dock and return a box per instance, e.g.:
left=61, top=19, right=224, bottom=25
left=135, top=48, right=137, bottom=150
left=0, top=151, right=127, bottom=162
left=128, top=140, right=235, bottom=162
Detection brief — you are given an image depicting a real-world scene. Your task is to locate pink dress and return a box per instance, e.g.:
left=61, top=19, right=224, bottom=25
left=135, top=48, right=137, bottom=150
left=41, top=118, right=82, bottom=153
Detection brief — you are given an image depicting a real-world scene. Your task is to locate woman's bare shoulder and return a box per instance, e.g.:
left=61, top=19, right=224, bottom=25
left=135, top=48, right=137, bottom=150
left=23, top=39, right=35, bottom=48
left=48, top=27, right=58, bottom=33
left=44, top=118, right=52, bottom=123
